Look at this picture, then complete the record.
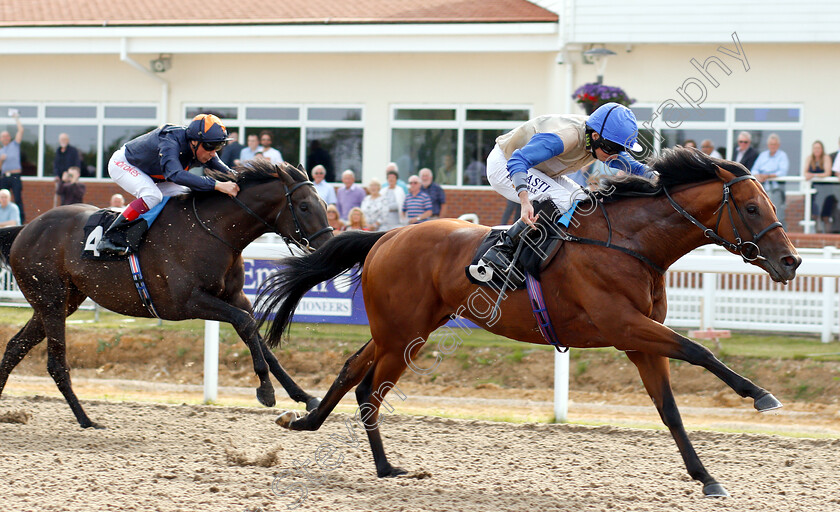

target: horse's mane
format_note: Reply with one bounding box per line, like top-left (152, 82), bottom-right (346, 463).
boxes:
top-left (596, 146), bottom-right (750, 201)
top-left (205, 159), bottom-right (308, 184)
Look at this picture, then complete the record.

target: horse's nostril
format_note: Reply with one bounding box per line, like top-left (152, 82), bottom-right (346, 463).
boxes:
top-left (782, 255), bottom-right (800, 268)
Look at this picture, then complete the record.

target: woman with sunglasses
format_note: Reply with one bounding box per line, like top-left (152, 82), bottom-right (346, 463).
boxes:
top-left (97, 113), bottom-right (240, 255)
top-left (481, 102), bottom-right (654, 269)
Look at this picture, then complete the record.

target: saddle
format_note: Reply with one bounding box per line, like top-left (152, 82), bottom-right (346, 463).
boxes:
top-left (465, 200), bottom-right (567, 290)
top-left (82, 197), bottom-right (170, 261)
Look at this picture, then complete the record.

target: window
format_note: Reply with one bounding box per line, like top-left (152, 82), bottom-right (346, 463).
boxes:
top-left (390, 105), bottom-right (530, 186)
top-left (185, 103), bottom-right (364, 182)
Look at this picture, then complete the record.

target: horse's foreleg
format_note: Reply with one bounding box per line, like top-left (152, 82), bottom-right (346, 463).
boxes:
top-left (615, 314), bottom-right (779, 411)
top-left (280, 340), bottom-right (375, 432)
top-left (625, 351), bottom-right (728, 497)
top-left (0, 316), bottom-right (46, 397)
top-left (259, 341), bottom-right (319, 411)
top-left (188, 291), bottom-right (274, 407)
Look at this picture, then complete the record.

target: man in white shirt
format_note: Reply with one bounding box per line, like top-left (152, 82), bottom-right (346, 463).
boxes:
top-left (700, 139), bottom-right (723, 159)
top-left (258, 131), bottom-right (283, 164)
top-left (752, 133), bottom-right (789, 226)
top-left (310, 165), bottom-right (336, 205)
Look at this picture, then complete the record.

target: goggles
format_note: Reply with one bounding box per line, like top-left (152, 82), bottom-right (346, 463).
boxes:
top-left (598, 138), bottom-right (626, 156)
top-left (201, 140), bottom-right (227, 152)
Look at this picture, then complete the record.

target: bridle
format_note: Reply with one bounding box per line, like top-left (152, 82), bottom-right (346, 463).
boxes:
top-left (663, 174), bottom-right (783, 263)
top-left (193, 180), bottom-right (333, 252)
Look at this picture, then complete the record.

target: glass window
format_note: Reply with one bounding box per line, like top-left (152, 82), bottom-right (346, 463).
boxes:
top-left (465, 109), bottom-right (529, 122)
top-left (1, 105), bottom-right (37, 118)
top-left (186, 106), bottom-right (238, 121)
top-left (44, 125), bottom-right (98, 178)
top-left (2, 123), bottom-right (40, 177)
top-left (395, 109), bottom-right (456, 121)
top-left (665, 107), bottom-right (726, 123)
top-left (305, 128), bottom-right (362, 182)
top-left (463, 129), bottom-right (506, 185)
top-left (105, 106), bottom-right (157, 119)
top-left (307, 108), bottom-right (362, 122)
top-left (245, 127), bottom-right (300, 166)
top-left (391, 129), bottom-right (457, 184)
top-left (45, 106), bottom-right (97, 118)
top-left (630, 107), bottom-right (654, 122)
top-left (245, 107), bottom-right (298, 121)
top-left (735, 108), bottom-right (800, 123)
top-left (103, 125), bottom-right (156, 172)
top-left (660, 129), bottom-right (728, 157)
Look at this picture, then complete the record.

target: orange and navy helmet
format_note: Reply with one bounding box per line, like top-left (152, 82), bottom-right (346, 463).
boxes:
top-left (186, 114), bottom-right (230, 143)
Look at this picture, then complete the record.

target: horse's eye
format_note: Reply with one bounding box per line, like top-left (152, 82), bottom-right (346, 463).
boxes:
top-left (299, 202), bottom-right (309, 212)
top-left (746, 205), bottom-right (758, 215)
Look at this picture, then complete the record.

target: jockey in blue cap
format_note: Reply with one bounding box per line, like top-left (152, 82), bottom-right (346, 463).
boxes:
top-left (96, 113), bottom-right (241, 256)
top-left (481, 102), bottom-right (656, 268)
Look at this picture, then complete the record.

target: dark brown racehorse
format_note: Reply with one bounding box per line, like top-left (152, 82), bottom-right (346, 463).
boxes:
top-left (0, 159), bottom-right (331, 428)
top-left (256, 148), bottom-right (801, 498)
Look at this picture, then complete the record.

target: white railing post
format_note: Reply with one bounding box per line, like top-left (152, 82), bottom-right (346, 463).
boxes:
top-left (701, 246), bottom-right (716, 329)
top-left (204, 320), bottom-right (220, 402)
top-left (821, 247), bottom-right (835, 343)
top-left (554, 348), bottom-right (569, 422)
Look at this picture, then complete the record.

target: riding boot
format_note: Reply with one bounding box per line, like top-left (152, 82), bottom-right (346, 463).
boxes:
top-left (480, 219), bottom-right (531, 270)
top-left (95, 215), bottom-right (136, 256)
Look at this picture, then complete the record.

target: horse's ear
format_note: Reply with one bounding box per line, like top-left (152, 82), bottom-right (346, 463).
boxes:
top-left (715, 165), bottom-right (738, 183)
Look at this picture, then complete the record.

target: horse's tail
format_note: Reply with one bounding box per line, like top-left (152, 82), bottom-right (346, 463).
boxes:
top-left (0, 226), bottom-right (24, 269)
top-left (256, 230), bottom-right (388, 348)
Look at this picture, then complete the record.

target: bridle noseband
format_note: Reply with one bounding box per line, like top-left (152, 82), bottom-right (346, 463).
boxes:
top-left (663, 174), bottom-right (783, 263)
top-left (193, 179), bottom-right (333, 252)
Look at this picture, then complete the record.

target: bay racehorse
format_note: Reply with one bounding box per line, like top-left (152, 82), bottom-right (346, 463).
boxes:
top-left (256, 148), bottom-right (801, 497)
top-left (0, 159), bottom-right (330, 428)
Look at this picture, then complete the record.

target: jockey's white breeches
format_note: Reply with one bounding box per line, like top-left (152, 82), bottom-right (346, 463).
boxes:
top-left (108, 147), bottom-right (190, 209)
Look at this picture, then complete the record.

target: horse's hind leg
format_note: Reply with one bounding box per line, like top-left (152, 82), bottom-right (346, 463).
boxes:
top-left (259, 339), bottom-right (320, 411)
top-left (626, 351), bottom-right (728, 498)
top-left (0, 316), bottom-right (46, 397)
top-left (278, 339), bottom-right (375, 431)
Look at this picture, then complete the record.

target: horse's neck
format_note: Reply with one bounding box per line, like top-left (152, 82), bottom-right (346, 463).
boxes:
top-left (191, 192), bottom-right (276, 250)
top-left (597, 183), bottom-right (723, 271)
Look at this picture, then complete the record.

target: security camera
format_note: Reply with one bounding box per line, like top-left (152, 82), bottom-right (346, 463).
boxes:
top-left (150, 55), bottom-right (172, 73)
top-left (555, 52), bottom-right (565, 65)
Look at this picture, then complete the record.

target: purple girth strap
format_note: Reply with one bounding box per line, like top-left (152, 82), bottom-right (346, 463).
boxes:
top-left (525, 274), bottom-right (568, 353)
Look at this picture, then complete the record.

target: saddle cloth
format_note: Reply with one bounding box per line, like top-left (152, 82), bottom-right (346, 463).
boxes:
top-left (465, 201), bottom-right (568, 290)
top-left (81, 197), bottom-right (170, 261)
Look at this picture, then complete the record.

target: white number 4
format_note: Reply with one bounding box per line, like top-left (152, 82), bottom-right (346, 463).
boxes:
top-left (84, 226), bottom-right (104, 257)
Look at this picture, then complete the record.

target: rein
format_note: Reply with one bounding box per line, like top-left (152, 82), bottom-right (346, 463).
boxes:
top-left (193, 180), bottom-right (333, 252)
top-left (663, 174), bottom-right (782, 263)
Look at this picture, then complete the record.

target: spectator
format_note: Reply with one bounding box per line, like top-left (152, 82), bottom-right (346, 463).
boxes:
top-left (335, 169), bottom-right (365, 220)
top-left (220, 130), bottom-right (243, 168)
top-left (829, 136), bottom-right (840, 168)
top-left (239, 134), bottom-right (261, 163)
top-left (0, 188), bottom-right (20, 227)
top-left (403, 175), bottom-right (432, 225)
top-left (110, 193), bottom-right (126, 209)
top-left (360, 179), bottom-right (388, 231)
top-left (381, 168), bottom-right (406, 230)
top-left (326, 204), bottom-right (345, 232)
top-left (386, 162), bottom-right (408, 194)
top-left (53, 132), bottom-right (82, 178)
top-left (56, 166), bottom-right (86, 205)
top-left (258, 131), bottom-right (283, 164)
top-left (310, 165), bottom-right (337, 205)
top-left (804, 140), bottom-right (836, 233)
top-left (732, 131), bottom-right (759, 170)
top-left (418, 168), bottom-right (446, 218)
top-left (306, 140), bottom-right (335, 182)
top-left (0, 111), bottom-right (25, 223)
top-left (682, 139), bottom-right (697, 149)
top-left (700, 139), bottom-right (722, 159)
top-left (752, 133), bottom-right (789, 189)
top-left (437, 154), bottom-right (457, 185)
top-left (343, 207), bottom-right (368, 232)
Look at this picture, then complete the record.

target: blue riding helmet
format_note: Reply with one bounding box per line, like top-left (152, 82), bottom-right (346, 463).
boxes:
top-left (185, 114), bottom-right (230, 143)
top-left (585, 103), bottom-right (642, 152)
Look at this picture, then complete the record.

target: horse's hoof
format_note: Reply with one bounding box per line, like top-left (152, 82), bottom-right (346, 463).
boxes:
top-left (305, 397), bottom-right (321, 412)
top-left (378, 465), bottom-right (408, 478)
top-left (275, 410), bottom-right (301, 429)
top-left (754, 393), bottom-right (782, 412)
top-left (703, 482), bottom-right (730, 498)
top-left (256, 384), bottom-right (276, 408)
top-left (82, 421), bottom-right (106, 430)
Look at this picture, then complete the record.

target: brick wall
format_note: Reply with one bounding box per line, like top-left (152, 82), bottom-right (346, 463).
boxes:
top-left (20, 179), bottom-right (132, 221)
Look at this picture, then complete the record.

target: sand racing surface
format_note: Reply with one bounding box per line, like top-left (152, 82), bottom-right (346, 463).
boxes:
top-left (1, 394), bottom-right (838, 512)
